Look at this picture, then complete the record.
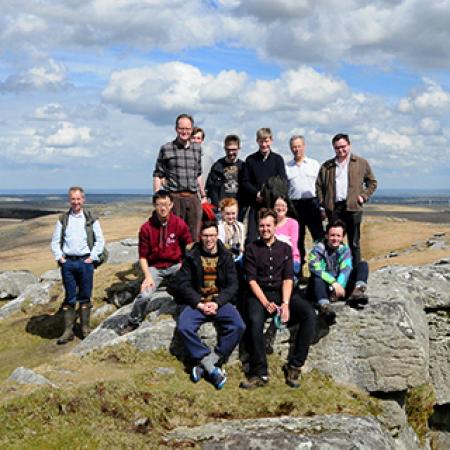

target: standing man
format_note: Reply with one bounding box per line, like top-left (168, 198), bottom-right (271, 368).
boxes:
top-left (286, 135), bottom-right (324, 281)
top-left (240, 209), bottom-right (317, 389)
top-left (316, 134), bottom-right (377, 264)
top-left (153, 114), bottom-right (207, 241)
top-left (205, 134), bottom-right (244, 208)
top-left (119, 190), bottom-right (192, 335)
top-left (240, 128), bottom-right (287, 243)
top-left (51, 186), bottom-right (105, 345)
top-left (170, 221), bottom-right (246, 390)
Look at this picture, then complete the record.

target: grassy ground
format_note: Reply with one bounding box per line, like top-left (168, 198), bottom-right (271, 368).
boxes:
top-left (0, 345), bottom-right (381, 449)
top-left (0, 203), bottom-right (447, 447)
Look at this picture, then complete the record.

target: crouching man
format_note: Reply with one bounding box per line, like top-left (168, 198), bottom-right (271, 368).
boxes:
top-left (119, 190), bottom-right (192, 335)
top-left (169, 221), bottom-right (245, 389)
top-left (51, 186), bottom-right (105, 344)
top-left (308, 220), bottom-right (369, 324)
top-left (240, 209), bottom-right (317, 389)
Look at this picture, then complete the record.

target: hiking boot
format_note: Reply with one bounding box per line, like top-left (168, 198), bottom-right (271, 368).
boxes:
top-left (283, 364), bottom-right (301, 388)
top-left (209, 367), bottom-right (227, 390)
top-left (347, 285), bottom-right (369, 307)
top-left (79, 303), bottom-right (91, 339)
top-left (118, 322), bottom-right (139, 336)
top-left (319, 303), bottom-right (336, 325)
top-left (239, 375), bottom-right (269, 390)
top-left (57, 305), bottom-right (76, 345)
top-left (191, 365), bottom-right (205, 383)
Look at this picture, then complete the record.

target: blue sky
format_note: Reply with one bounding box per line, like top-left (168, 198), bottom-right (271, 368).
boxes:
top-left (1, 0), bottom-right (449, 191)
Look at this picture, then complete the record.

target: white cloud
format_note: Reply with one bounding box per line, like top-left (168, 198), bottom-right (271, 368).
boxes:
top-left (0, 59), bottom-right (67, 92)
top-left (45, 122), bottom-right (92, 148)
top-left (398, 79), bottom-right (450, 114)
top-left (32, 103), bottom-right (67, 120)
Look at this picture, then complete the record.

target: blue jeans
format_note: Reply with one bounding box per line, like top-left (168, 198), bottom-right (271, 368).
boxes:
top-left (309, 261), bottom-right (369, 306)
top-left (177, 303), bottom-right (246, 363)
top-left (61, 257), bottom-right (94, 306)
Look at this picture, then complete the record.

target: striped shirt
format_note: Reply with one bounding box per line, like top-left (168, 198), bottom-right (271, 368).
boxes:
top-left (153, 139), bottom-right (202, 192)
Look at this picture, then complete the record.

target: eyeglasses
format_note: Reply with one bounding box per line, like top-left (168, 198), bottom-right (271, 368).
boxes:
top-left (334, 145), bottom-right (348, 150)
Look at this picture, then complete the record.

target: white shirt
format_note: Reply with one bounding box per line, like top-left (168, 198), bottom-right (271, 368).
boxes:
top-left (335, 157), bottom-right (349, 202)
top-left (51, 210), bottom-right (104, 261)
top-left (286, 157), bottom-right (321, 199)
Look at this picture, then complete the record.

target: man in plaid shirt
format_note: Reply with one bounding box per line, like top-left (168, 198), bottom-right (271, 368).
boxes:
top-left (153, 114), bottom-right (207, 240)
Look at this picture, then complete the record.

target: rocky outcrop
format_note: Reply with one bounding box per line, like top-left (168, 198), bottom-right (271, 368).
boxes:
top-left (164, 415), bottom-right (417, 449)
top-left (0, 280), bottom-right (54, 320)
top-left (0, 270), bottom-right (38, 299)
top-left (106, 239), bottom-right (138, 264)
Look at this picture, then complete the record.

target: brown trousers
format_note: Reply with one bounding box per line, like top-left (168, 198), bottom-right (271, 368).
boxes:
top-left (172, 193), bottom-right (201, 241)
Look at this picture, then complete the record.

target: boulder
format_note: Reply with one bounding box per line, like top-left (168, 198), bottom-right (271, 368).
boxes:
top-left (0, 281), bottom-right (55, 320)
top-left (40, 269), bottom-right (61, 282)
top-left (0, 270), bottom-right (38, 299)
top-left (106, 241), bottom-right (138, 264)
top-left (304, 294), bottom-right (430, 393)
top-left (9, 367), bottom-right (54, 386)
top-left (164, 415), bottom-right (405, 449)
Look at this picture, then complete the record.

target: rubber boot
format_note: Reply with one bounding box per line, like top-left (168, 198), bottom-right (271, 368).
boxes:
top-left (79, 303), bottom-right (91, 339)
top-left (57, 305), bottom-right (76, 345)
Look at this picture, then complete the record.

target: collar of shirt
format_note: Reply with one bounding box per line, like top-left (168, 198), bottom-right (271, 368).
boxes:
top-left (70, 209), bottom-right (84, 218)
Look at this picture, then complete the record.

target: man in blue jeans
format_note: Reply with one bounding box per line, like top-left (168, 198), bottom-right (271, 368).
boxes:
top-left (308, 219), bottom-right (369, 325)
top-left (169, 220), bottom-right (245, 390)
top-left (51, 186), bottom-right (104, 344)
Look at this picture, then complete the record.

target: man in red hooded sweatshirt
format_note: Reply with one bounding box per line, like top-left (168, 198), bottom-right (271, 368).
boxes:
top-left (119, 190), bottom-right (192, 334)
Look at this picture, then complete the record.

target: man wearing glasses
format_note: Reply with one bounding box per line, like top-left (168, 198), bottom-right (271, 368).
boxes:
top-left (153, 114), bottom-right (207, 240)
top-left (316, 134), bottom-right (377, 264)
top-left (170, 221), bottom-right (245, 389)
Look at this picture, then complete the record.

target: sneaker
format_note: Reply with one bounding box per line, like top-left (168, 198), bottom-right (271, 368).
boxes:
top-left (191, 365), bottom-right (205, 383)
top-left (209, 367), bottom-right (227, 390)
top-left (319, 304), bottom-right (336, 325)
top-left (118, 322), bottom-right (139, 336)
top-left (283, 364), bottom-right (301, 388)
top-left (239, 375), bottom-right (269, 390)
top-left (347, 285), bottom-right (369, 307)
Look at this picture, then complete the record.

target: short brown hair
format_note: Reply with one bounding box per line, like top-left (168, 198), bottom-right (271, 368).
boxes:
top-left (192, 127), bottom-right (205, 140)
top-left (258, 208), bottom-right (277, 224)
top-left (175, 113), bottom-right (194, 128)
top-left (224, 134), bottom-right (240, 148)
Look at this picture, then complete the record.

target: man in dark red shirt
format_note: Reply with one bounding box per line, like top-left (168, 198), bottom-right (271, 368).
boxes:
top-left (119, 190), bottom-right (192, 334)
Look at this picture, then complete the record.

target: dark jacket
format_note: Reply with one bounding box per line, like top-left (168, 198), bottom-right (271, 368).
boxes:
top-left (240, 150), bottom-right (287, 207)
top-left (169, 240), bottom-right (239, 309)
top-left (205, 157), bottom-right (244, 206)
top-left (316, 153), bottom-right (377, 212)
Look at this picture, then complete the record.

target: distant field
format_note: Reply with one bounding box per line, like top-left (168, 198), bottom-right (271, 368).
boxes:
top-left (0, 202), bottom-right (448, 275)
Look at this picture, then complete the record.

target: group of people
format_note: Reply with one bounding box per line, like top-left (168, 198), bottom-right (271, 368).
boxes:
top-left (51, 113), bottom-right (377, 391)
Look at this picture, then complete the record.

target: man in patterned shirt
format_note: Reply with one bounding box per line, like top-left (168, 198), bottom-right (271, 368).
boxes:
top-left (153, 114), bottom-right (207, 240)
top-left (308, 220), bottom-right (369, 324)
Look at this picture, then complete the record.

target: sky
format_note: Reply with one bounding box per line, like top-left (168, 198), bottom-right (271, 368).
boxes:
top-left (1, 0), bottom-right (450, 192)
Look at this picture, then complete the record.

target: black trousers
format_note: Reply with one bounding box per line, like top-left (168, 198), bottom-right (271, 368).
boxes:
top-left (328, 202), bottom-right (362, 264)
top-left (292, 198), bottom-right (324, 266)
top-left (245, 290), bottom-right (317, 377)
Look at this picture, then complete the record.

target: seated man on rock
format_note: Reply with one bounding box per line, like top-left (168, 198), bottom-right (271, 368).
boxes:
top-left (307, 220), bottom-right (369, 324)
top-left (240, 208), bottom-right (317, 389)
top-left (119, 190), bottom-right (192, 335)
top-left (169, 220), bottom-right (245, 390)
